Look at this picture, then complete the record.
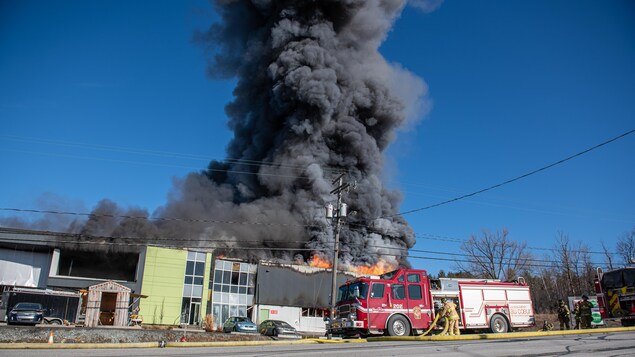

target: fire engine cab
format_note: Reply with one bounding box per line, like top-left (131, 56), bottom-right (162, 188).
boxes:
top-left (594, 266), bottom-right (635, 327)
top-left (326, 268), bottom-right (535, 337)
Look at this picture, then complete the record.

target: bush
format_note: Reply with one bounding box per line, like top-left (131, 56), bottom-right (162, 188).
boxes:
top-left (203, 314), bottom-right (217, 332)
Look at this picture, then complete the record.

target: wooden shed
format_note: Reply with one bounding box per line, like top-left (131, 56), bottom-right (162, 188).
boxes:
top-left (84, 280), bottom-right (131, 327)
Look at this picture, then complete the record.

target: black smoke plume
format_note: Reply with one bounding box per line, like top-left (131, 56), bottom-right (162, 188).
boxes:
top-left (4, 0), bottom-right (428, 269)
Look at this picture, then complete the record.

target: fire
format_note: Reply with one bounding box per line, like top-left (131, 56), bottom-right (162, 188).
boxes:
top-left (308, 255), bottom-right (396, 275)
top-left (309, 255), bottom-right (332, 269)
top-left (350, 259), bottom-right (396, 276)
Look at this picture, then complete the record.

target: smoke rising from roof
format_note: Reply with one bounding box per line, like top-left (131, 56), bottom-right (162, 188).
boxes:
top-left (3, 0), bottom-right (428, 268)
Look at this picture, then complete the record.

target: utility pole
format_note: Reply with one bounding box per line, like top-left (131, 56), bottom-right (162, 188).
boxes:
top-left (326, 174), bottom-right (349, 339)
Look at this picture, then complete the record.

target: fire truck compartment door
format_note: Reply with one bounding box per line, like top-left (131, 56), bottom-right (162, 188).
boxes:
top-left (368, 282), bottom-right (387, 329)
top-left (406, 282), bottom-right (429, 327)
top-left (507, 288), bottom-right (533, 325)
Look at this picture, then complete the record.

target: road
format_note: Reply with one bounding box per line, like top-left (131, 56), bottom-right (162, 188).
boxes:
top-left (1, 332), bottom-right (635, 357)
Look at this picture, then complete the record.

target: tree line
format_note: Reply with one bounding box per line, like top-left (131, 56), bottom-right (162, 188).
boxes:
top-left (434, 227), bottom-right (635, 314)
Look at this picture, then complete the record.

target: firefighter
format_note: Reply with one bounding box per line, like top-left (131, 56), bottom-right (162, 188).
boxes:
top-left (572, 302), bottom-right (581, 329)
top-left (556, 299), bottom-right (570, 330)
top-left (579, 295), bottom-right (594, 329)
top-left (440, 298), bottom-right (460, 336)
top-left (541, 320), bottom-right (554, 331)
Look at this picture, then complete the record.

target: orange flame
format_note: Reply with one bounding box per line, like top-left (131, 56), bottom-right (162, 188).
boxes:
top-left (350, 259), bottom-right (396, 276)
top-left (309, 255), bottom-right (332, 269)
top-left (308, 255), bottom-right (396, 276)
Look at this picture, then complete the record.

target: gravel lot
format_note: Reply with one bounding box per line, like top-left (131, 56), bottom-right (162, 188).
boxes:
top-left (0, 325), bottom-right (273, 344)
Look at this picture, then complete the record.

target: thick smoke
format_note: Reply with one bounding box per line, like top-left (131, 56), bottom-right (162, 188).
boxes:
top-left (167, 0), bottom-right (423, 267)
top-left (4, 0), bottom-right (428, 268)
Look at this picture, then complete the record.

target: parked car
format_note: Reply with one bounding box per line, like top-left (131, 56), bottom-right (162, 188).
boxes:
top-left (258, 319), bottom-right (300, 338)
top-left (7, 302), bottom-right (44, 326)
top-left (223, 316), bottom-right (258, 333)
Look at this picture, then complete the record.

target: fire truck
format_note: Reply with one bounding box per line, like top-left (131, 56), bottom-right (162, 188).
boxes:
top-left (326, 268), bottom-right (535, 337)
top-left (594, 266), bottom-right (635, 327)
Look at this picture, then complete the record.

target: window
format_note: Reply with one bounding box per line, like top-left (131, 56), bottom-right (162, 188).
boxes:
top-left (392, 284), bottom-right (405, 300)
top-left (182, 251), bottom-right (207, 325)
top-left (184, 252), bottom-right (206, 297)
top-left (371, 283), bottom-right (385, 298)
top-left (407, 274), bottom-right (421, 283)
top-left (408, 284), bottom-right (422, 300)
top-left (337, 282), bottom-right (368, 302)
top-left (302, 308), bottom-right (325, 317)
top-left (209, 260), bottom-right (257, 329)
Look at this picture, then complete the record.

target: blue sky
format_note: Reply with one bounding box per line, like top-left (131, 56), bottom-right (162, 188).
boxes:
top-left (1, 0), bottom-right (634, 275)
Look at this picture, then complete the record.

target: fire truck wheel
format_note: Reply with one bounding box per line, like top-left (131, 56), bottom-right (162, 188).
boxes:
top-left (489, 314), bottom-right (509, 333)
top-left (387, 315), bottom-right (411, 336)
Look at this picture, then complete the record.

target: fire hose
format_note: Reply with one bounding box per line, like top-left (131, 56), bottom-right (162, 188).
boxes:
top-left (420, 313), bottom-right (441, 336)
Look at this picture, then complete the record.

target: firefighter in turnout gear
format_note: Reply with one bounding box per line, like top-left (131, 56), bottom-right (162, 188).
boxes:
top-left (557, 299), bottom-right (570, 330)
top-left (541, 320), bottom-right (554, 331)
top-left (440, 298), bottom-right (460, 336)
top-left (572, 302), bottom-right (581, 329)
top-left (579, 295), bottom-right (594, 329)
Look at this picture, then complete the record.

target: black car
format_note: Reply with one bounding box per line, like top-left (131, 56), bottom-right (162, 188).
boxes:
top-left (258, 319), bottom-right (300, 338)
top-left (7, 302), bottom-right (44, 326)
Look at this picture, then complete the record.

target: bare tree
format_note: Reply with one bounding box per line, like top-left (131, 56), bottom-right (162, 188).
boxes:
top-left (616, 227), bottom-right (635, 266)
top-left (457, 228), bottom-right (532, 281)
top-left (579, 245), bottom-right (596, 295)
top-left (601, 241), bottom-right (615, 271)
top-left (553, 232), bottom-right (578, 296)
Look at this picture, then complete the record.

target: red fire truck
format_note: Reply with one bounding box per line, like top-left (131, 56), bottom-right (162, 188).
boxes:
top-left (326, 268), bottom-right (535, 337)
top-left (594, 266), bottom-right (635, 327)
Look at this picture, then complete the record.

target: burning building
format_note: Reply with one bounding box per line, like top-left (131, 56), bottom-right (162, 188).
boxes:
top-left (0, 227), bottom-right (369, 333)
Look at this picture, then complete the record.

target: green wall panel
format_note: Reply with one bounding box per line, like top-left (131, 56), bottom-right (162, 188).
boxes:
top-left (139, 246), bottom-right (186, 325)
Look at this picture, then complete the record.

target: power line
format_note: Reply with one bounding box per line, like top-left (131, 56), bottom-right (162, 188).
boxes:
top-left (0, 235), bottom-right (600, 270)
top-left (2, 148), bottom-right (321, 181)
top-left (0, 227), bottom-right (611, 268)
top-left (0, 207), bottom-right (318, 228)
top-left (415, 233), bottom-right (616, 256)
top-left (0, 207), bottom-right (622, 257)
top-left (1, 135), bottom-right (345, 177)
top-left (388, 128), bottom-right (635, 217)
top-left (3, 130), bottom-right (633, 247)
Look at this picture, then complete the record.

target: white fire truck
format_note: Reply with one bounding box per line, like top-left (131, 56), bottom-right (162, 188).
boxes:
top-left (326, 268), bottom-right (535, 337)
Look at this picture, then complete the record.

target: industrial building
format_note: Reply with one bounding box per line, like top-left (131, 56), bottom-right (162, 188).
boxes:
top-left (0, 227), bottom-right (357, 334)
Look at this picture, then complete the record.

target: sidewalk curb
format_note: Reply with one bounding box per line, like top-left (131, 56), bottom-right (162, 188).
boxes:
top-left (368, 326), bottom-right (635, 342)
top-left (0, 339), bottom-right (318, 349)
top-left (0, 342), bottom-right (160, 349)
top-left (2, 327), bottom-right (634, 349)
top-left (310, 338), bottom-right (367, 344)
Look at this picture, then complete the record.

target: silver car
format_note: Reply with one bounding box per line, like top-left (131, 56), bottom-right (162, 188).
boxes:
top-left (223, 316), bottom-right (258, 333)
top-left (258, 319), bottom-right (300, 338)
